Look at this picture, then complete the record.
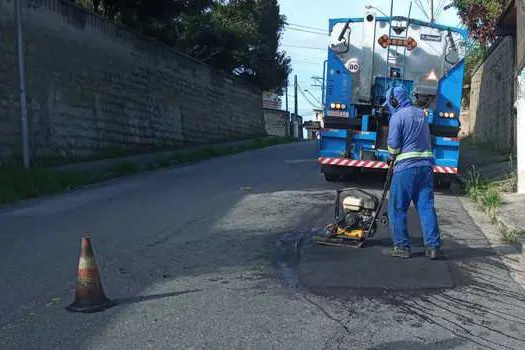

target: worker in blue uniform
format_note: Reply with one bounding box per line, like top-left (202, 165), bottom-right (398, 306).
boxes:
top-left (382, 86), bottom-right (442, 259)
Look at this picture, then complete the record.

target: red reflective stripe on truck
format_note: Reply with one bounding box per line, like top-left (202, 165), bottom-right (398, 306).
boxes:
top-left (318, 158), bottom-right (388, 169)
top-left (318, 157), bottom-right (457, 174)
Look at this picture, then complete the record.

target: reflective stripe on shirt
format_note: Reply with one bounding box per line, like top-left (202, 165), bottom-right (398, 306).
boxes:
top-left (388, 146), bottom-right (400, 155)
top-left (395, 150), bottom-right (434, 162)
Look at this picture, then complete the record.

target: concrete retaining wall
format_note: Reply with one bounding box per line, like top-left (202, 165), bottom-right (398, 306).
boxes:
top-left (467, 36), bottom-right (516, 154)
top-left (263, 108), bottom-right (289, 137)
top-left (0, 0), bottom-right (264, 165)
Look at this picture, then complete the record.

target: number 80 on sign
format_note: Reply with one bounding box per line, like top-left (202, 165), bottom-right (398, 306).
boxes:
top-left (346, 60), bottom-right (360, 73)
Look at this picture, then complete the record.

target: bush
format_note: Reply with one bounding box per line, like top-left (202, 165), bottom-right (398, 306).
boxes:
top-left (465, 165), bottom-right (502, 222)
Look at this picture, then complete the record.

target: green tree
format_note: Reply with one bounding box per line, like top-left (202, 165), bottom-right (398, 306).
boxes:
top-left (236, 0), bottom-right (292, 93)
top-left (452, 0), bottom-right (506, 101)
top-left (76, 0), bottom-right (291, 93)
top-left (176, 1), bottom-right (259, 70)
top-left (453, 0), bottom-right (506, 45)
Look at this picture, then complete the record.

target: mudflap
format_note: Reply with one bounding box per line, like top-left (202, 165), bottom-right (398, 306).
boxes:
top-left (434, 173), bottom-right (455, 190)
top-left (321, 164), bottom-right (360, 182)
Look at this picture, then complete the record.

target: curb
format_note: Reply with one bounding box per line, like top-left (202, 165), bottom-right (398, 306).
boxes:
top-left (458, 197), bottom-right (525, 291)
top-left (454, 174), bottom-right (525, 256)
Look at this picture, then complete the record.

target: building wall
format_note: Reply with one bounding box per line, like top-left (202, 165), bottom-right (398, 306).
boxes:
top-left (263, 108), bottom-right (289, 137)
top-left (467, 36), bottom-right (516, 154)
top-left (518, 0), bottom-right (525, 71)
top-left (0, 0), bottom-right (264, 165)
top-left (291, 114), bottom-right (303, 140)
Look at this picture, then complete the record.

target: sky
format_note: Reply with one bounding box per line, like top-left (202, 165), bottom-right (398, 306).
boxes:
top-left (278, 0), bottom-right (465, 121)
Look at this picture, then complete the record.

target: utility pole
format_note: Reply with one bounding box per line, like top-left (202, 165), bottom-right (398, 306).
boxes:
top-left (15, 0), bottom-right (30, 169)
top-left (429, 0), bottom-right (434, 22)
top-left (292, 74), bottom-right (298, 139)
top-left (517, 70), bottom-right (525, 194)
top-left (285, 81), bottom-right (289, 112)
top-left (294, 74), bottom-right (298, 117)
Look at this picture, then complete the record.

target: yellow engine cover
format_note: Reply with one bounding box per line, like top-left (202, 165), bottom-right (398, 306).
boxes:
top-left (337, 227), bottom-right (366, 239)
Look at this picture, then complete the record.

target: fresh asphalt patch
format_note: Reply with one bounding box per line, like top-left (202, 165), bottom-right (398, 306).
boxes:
top-left (273, 207), bottom-right (455, 299)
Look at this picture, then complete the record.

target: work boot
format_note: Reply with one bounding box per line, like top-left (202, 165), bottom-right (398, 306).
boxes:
top-left (425, 247), bottom-right (443, 260)
top-left (389, 246), bottom-right (411, 258)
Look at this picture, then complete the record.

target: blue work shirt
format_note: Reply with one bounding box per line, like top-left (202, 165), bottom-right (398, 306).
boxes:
top-left (384, 87), bottom-right (434, 173)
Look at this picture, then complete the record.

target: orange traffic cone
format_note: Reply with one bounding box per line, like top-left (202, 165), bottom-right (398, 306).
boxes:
top-left (66, 235), bottom-right (115, 313)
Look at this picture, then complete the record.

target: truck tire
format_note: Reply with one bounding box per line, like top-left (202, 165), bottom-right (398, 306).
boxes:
top-left (324, 173), bottom-right (340, 182)
top-left (435, 178), bottom-right (453, 190)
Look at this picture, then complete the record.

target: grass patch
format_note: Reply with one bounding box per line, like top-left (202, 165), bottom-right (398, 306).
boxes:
top-left (0, 168), bottom-right (95, 205)
top-left (500, 228), bottom-right (525, 244)
top-left (489, 155), bottom-right (517, 193)
top-left (105, 161), bottom-right (142, 177)
top-left (464, 164), bottom-right (525, 243)
top-left (0, 136), bottom-right (295, 206)
top-left (465, 165), bottom-right (502, 223)
top-left (168, 136), bottom-right (294, 164)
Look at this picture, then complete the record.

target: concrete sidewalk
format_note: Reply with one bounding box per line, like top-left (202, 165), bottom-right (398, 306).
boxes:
top-left (457, 141), bottom-right (525, 253)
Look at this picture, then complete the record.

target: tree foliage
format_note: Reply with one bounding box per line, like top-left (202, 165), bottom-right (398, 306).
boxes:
top-left (453, 0), bottom-right (506, 45)
top-left (77, 0), bottom-right (291, 93)
top-left (452, 0), bottom-right (506, 87)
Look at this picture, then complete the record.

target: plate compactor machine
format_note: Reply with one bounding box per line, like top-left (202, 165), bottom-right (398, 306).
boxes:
top-left (313, 165), bottom-right (393, 248)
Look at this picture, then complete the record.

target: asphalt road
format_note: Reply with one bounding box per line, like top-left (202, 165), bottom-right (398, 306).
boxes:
top-left (1, 141), bottom-right (525, 350)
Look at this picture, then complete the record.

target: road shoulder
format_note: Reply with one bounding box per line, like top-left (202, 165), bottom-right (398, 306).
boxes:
top-left (458, 195), bottom-right (525, 291)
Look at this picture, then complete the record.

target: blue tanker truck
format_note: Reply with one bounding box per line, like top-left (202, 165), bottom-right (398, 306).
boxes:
top-left (317, 4), bottom-right (467, 187)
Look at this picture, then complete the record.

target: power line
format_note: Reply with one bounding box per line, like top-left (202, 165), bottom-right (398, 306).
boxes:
top-left (297, 82), bottom-right (322, 109)
top-left (304, 90), bottom-right (322, 106)
top-left (286, 22), bottom-right (327, 32)
top-left (291, 60), bottom-right (323, 66)
top-left (414, 0), bottom-right (430, 20)
top-left (290, 90), bottom-right (318, 108)
top-left (434, 0), bottom-right (444, 20)
top-left (282, 44), bottom-right (326, 51)
top-left (435, 0), bottom-right (447, 20)
top-left (285, 27), bottom-right (327, 36)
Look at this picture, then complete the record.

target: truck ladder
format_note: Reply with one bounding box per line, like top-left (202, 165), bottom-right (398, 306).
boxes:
top-left (385, 2), bottom-right (413, 86)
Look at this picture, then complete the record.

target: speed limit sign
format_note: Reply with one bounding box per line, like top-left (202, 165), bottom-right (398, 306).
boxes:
top-left (346, 60), bottom-right (360, 73)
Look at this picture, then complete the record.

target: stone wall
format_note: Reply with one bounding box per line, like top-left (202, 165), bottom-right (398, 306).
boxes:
top-left (263, 108), bottom-right (289, 137)
top-left (0, 0), bottom-right (264, 165)
top-left (467, 36), bottom-right (517, 154)
top-left (458, 108), bottom-right (471, 138)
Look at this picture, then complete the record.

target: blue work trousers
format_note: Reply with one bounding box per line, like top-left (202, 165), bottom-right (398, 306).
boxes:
top-left (387, 165), bottom-right (440, 250)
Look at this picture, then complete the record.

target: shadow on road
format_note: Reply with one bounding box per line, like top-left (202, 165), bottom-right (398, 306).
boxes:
top-left (273, 222), bottom-right (525, 349)
top-left (1, 143), bottom-right (524, 350)
top-left (271, 168), bottom-right (525, 349)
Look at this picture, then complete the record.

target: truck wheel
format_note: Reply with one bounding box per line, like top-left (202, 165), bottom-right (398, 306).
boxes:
top-left (435, 178), bottom-right (452, 190)
top-left (324, 173), bottom-right (340, 182)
